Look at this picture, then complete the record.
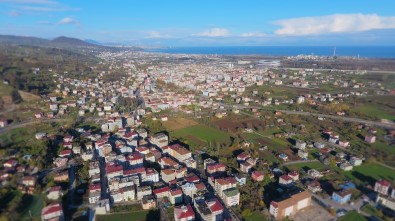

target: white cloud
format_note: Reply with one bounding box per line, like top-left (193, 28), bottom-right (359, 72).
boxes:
top-left (8, 10), bottom-right (21, 17)
top-left (274, 13), bottom-right (395, 36)
top-left (241, 32), bottom-right (267, 37)
top-left (0, 0), bottom-right (56, 4)
top-left (59, 17), bottom-right (79, 25)
top-left (194, 28), bottom-right (230, 37)
top-left (144, 31), bottom-right (172, 39)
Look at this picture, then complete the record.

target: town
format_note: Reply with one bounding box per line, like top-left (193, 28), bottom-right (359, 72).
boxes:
top-left (1, 47), bottom-right (395, 221)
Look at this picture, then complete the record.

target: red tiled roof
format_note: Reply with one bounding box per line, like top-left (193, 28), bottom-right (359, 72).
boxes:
top-left (174, 204), bottom-right (195, 219)
top-left (377, 180), bottom-right (391, 187)
top-left (42, 203), bottom-right (62, 216)
top-left (208, 198), bottom-right (224, 213)
top-left (153, 186), bottom-right (170, 195)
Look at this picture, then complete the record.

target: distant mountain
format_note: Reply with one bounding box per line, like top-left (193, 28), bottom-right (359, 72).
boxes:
top-left (51, 36), bottom-right (94, 47)
top-left (0, 35), bottom-right (49, 46)
top-left (84, 39), bottom-right (103, 45)
top-left (0, 35), bottom-right (143, 52)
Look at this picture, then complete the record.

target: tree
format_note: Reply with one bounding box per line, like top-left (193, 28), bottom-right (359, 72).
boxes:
top-left (11, 89), bottom-right (22, 104)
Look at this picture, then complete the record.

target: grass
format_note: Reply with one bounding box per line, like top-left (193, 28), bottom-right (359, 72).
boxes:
top-left (19, 195), bottom-right (43, 221)
top-left (285, 161), bottom-right (326, 172)
top-left (344, 163), bottom-right (395, 185)
top-left (339, 211), bottom-right (368, 221)
top-left (96, 210), bottom-right (159, 221)
top-left (162, 118), bottom-right (198, 131)
top-left (172, 124), bottom-right (231, 144)
top-left (352, 104), bottom-right (395, 121)
top-left (243, 212), bottom-right (268, 221)
top-left (361, 204), bottom-right (382, 217)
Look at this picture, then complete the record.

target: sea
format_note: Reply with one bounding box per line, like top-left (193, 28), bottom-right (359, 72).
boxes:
top-left (146, 46), bottom-right (395, 58)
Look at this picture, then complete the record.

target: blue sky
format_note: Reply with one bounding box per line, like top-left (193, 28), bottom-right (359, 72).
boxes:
top-left (0, 0), bottom-right (395, 46)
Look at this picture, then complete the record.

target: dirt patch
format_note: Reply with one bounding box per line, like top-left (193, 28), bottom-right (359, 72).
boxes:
top-left (163, 118), bottom-right (198, 131)
top-left (18, 90), bottom-right (40, 101)
top-left (281, 149), bottom-right (299, 161)
top-left (213, 118), bottom-right (265, 132)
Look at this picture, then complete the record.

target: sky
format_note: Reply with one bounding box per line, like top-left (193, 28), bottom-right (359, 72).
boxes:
top-left (0, 0), bottom-right (395, 46)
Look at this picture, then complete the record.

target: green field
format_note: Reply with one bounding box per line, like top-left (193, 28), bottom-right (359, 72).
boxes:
top-left (243, 212), bottom-right (268, 221)
top-left (285, 161), bottom-right (326, 172)
top-left (352, 104), bottom-right (395, 121)
top-left (96, 210), bottom-right (159, 221)
top-left (344, 163), bottom-right (395, 185)
top-left (172, 124), bottom-right (231, 145)
top-left (19, 195), bottom-right (44, 220)
top-left (339, 211), bottom-right (367, 221)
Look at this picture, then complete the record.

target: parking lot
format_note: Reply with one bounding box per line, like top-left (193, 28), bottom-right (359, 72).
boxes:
top-left (294, 201), bottom-right (336, 221)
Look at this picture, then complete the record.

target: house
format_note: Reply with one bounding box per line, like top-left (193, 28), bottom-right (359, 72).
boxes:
top-left (278, 153), bottom-right (288, 161)
top-left (214, 177), bottom-right (237, 197)
top-left (269, 191), bottom-right (311, 220)
top-left (307, 169), bottom-right (323, 178)
top-left (240, 161), bottom-right (252, 173)
top-left (181, 182), bottom-right (197, 202)
top-left (161, 169), bottom-right (176, 183)
top-left (169, 188), bottom-right (183, 205)
top-left (349, 157), bottom-right (363, 166)
top-left (222, 188), bottom-right (240, 206)
top-left (288, 171), bottom-right (299, 181)
top-left (41, 203), bottom-right (64, 221)
top-left (251, 171), bottom-right (264, 182)
top-left (279, 175), bottom-right (293, 187)
top-left (339, 162), bottom-right (353, 171)
top-left (332, 190), bottom-right (352, 204)
top-left (137, 186), bottom-right (153, 200)
top-left (298, 150), bottom-right (308, 159)
top-left (47, 186), bottom-right (62, 200)
top-left (365, 135), bottom-right (376, 143)
top-left (307, 180), bottom-right (322, 193)
top-left (153, 186), bottom-right (170, 199)
top-left (174, 204), bottom-right (195, 221)
top-left (194, 196), bottom-right (224, 221)
top-left (374, 180), bottom-right (391, 196)
top-left (206, 163), bottom-right (226, 176)
top-left (234, 174), bottom-right (247, 186)
top-left (376, 195), bottom-right (395, 214)
top-left (295, 140), bottom-right (306, 150)
top-left (22, 176), bottom-right (37, 187)
top-left (3, 159), bottom-right (17, 168)
top-left (54, 171), bottom-right (69, 182)
top-left (142, 195), bottom-right (157, 210)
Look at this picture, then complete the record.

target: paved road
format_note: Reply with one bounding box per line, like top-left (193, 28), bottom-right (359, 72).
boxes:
top-left (0, 118), bottom-right (68, 134)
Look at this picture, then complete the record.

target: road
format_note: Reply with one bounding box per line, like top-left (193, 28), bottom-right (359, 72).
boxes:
top-left (0, 118), bottom-right (68, 134)
top-left (216, 100), bottom-right (395, 129)
top-left (157, 199), bottom-right (170, 221)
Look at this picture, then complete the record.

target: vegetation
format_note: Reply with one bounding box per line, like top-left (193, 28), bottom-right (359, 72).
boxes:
top-left (338, 211), bottom-right (367, 221)
top-left (96, 210), bottom-right (160, 221)
top-left (343, 163), bottom-right (395, 185)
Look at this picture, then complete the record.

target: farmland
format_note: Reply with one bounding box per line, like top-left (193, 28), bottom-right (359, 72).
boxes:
top-left (344, 163), bottom-right (395, 185)
top-left (162, 117), bottom-right (198, 131)
top-left (213, 117), bottom-right (266, 132)
top-left (172, 124), bottom-right (232, 147)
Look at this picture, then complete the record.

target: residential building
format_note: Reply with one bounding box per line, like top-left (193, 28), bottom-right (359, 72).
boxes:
top-left (374, 180), bottom-right (391, 196)
top-left (41, 203), bottom-right (64, 221)
top-left (174, 204), bottom-right (195, 221)
top-left (269, 191), bottom-right (311, 220)
top-left (222, 188), bottom-right (240, 206)
top-left (332, 190), bottom-right (352, 204)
